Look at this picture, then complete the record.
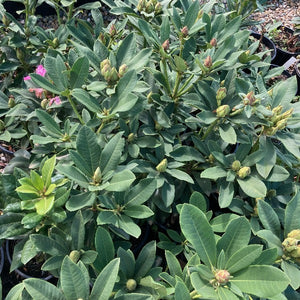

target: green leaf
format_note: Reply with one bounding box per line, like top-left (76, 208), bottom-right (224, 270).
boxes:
top-left (44, 55), bottom-right (68, 92)
top-left (281, 260), bottom-right (300, 290)
top-left (237, 176), bottom-right (267, 198)
top-left (110, 93), bottom-right (138, 114)
top-left (169, 146), bottom-right (204, 162)
top-left (106, 170), bottom-right (135, 192)
top-left (180, 204), bottom-right (216, 267)
top-left (160, 16), bottom-right (170, 43)
top-left (125, 178), bottom-right (156, 207)
top-left (216, 287), bottom-right (240, 300)
top-left (266, 165), bottom-right (290, 182)
top-left (72, 88), bottom-right (101, 113)
top-left (175, 280), bottom-right (190, 300)
top-left (71, 211), bottom-right (85, 250)
top-left (218, 181), bottom-right (234, 208)
top-left (219, 123), bottom-right (237, 144)
top-left (94, 227), bottom-right (115, 272)
top-left (115, 69), bottom-right (137, 100)
top-left (36, 109), bottom-right (62, 138)
top-left (61, 256), bottom-right (90, 300)
top-left (165, 250), bottom-right (182, 278)
top-left (123, 205), bottom-right (154, 219)
top-left (183, 0), bottom-right (200, 29)
top-left (30, 73), bottom-right (61, 94)
top-left (30, 234), bottom-right (67, 256)
top-left (231, 265), bottom-right (289, 298)
top-left (56, 164), bottom-right (90, 188)
top-left (256, 137), bottom-right (276, 179)
top-left (35, 195), bottom-right (55, 215)
top-left (118, 214), bottom-right (141, 238)
top-left (200, 166), bottom-right (227, 180)
top-left (42, 155), bottom-right (56, 189)
top-left (284, 191), bottom-right (300, 237)
top-left (116, 33), bottom-right (136, 66)
top-left (30, 171), bottom-right (44, 191)
top-left (66, 191), bottom-right (96, 211)
top-left (210, 213), bottom-right (239, 232)
top-left (225, 245), bottom-right (262, 274)
top-left (76, 126), bottom-right (101, 174)
top-left (166, 169), bottom-right (194, 184)
top-left (127, 48), bottom-right (152, 72)
top-left (21, 239), bottom-right (39, 264)
top-left (100, 132), bottom-right (124, 174)
top-left (217, 217), bottom-right (251, 259)
top-left (135, 241), bottom-right (156, 280)
top-left (90, 258), bottom-right (120, 300)
top-left (24, 278), bottom-right (64, 300)
top-left (276, 132), bottom-right (300, 159)
top-left (70, 56), bottom-right (89, 89)
top-left (256, 229), bottom-right (283, 256)
top-left (189, 191), bottom-right (207, 212)
top-left (257, 200), bottom-right (281, 236)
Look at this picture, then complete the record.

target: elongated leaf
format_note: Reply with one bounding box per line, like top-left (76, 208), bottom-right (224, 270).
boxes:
top-left (70, 56), bottom-right (89, 89)
top-left (284, 191), bottom-right (300, 236)
top-left (217, 287), bottom-right (240, 300)
top-left (118, 214), bottom-right (141, 238)
top-left (94, 227), bottom-right (115, 272)
top-left (56, 164), bottom-right (90, 188)
top-left (135, 241), bottom-right (156, 280)
top-left (61, 256), bottom-right (90, 300)
top-left (71, 211), bottom-right (85, 250)
top-left (175, 281), bottom-right (190, 300)
top-left (125, 178), bottom-right (156, 207)
top-left (225, 245), bottom-right (262, 274)
top-left (35, 195), bottom-right (55, 215)
top-left (100, 132), bottom-right (124, 174)
top-left (116, 33), bottom-right (136, 66)
top-left (110, 93), bottom-right (138, 114)
top-left (231, 265), bottom-right (289, 298)
top-left (256, 229), bottom-right (283, 256)
top-left (30, 73), bottom-right (61, 94)
top-left (123, 205), bottom-right (154, 219)
top-left (72, 88), bottom-right (101, 112)
top-left (90, 258), bottom-right (120, 300)
top-left (281, 260), bottom-right (300, 290)
top-left (200, 166), bottom-right (227, 180)
top-left (30, 234), bottom-right (67, 256)
top-left (166, 169), bottom-right (194, 184)
top-left (237, 176), bottom-right (267, 198)
top-left (217, 217), bottom-right (251, 259)
top-left (128, 48), bottom-right (152, 72)
top-left (180, 204), bottom-right (216, 267)
top-left (66, 191), bottom-right (96, 211)
top-left (219, 124), bottom-right (237, 144)
top-left (218, 181), bottom-right (234, 208)
top-left (257, 200), bottom-right (281, 236)
top-left (44, 55), bottom-right (68, 91)
top-left (76, 126), bottom-right (101, 174)
top-left (42, 155), bottom-right (56, 189)
top-left (36, 109), bottom-right (62, 138)
top-left (24, 278), bottom-right (64, 300)
top-left (106, 170), bottom-right (135, 192)
top-left (165, 250), bottom-right (182, 278)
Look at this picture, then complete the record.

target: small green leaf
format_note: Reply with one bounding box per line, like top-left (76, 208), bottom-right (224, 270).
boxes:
top-left (42, 155), bottom-right (56, 189)
top-left (123, 205), bottom-right (154, 219)
top-left (106, 170), bottom-right (135, 192)
top-left (35, 195), bottom-right (55, 215)
top-left (237, 176), bottom-right (267, 198)
top-left (70, 56), bottom-right (89, 89)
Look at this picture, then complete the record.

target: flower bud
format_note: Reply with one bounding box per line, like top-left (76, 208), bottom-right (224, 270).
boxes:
top-left (181, 26), bottom-right (189, 37)
top-left (156, 158), bottom-right (167, 172)
top-left (0, 120), bottom-right (5, 131)
top-left (118, 64), bottom-right (128, 77)
top-left (154, 2), bottom-right (162, 14)
top-left (244, 91), bottom-right (256, 106)
top-left (162, 39), bottom-right (169, 51)
top-left (276, 119), bottom-right (287, 130)
top-left (102, 64), bottom-right (111, 80)
top-left (126, 279), bottom-right (137, 292)
top-left (282, 237), bottom-right (298, 253)
top-left (41, 99), bottom-right (49, 109)
top-left (8, 96), bottom-right (15, 108)
top-left (100, 58), bottom-right (111, 70)
top-left (196, 9), bottom-right (203, 20)
top-left (155, 121), bottom-right (163, 131)
top-left (98, 33), bottom-right (106, 44)
top-left (93, 167), bottom-right (102, 184)
top-left (281, 108), bottom-right (293, 119)
top-left (215, 270), bottom-right (230, 284)
top-left (147, 91), bottom-right (153, 103)
top-left (266, 189), bottom-right (276, 198)
top-left (137, 0), bottom-right (146, 11)
top-left (128, 133), bottom-right (135, 142)
top-left (204, 56), bottom-right (212, 68)
top-left (208, 154), bottom-right (214, 164)
top-left (291, 246), bottom-right (300, 258)
top-left (288, 230), bottom-right (300, 240)
top-left (16, 48), bottom-right (25, 62)
top-left (272, 105), bottom-right (283, 116)
top-left (237, 166), bottom-right (251, 179)
top-left (69, 250), bottom-right (81, 263)
top-left (210, 38), bottom-right (217, 47)
top-left (109, 67), bottom-right (119, 83)
top-left (231, 160), bottom-right (241, 172)
top-left (216, 87), bottom-right (227, 105)
top-left (2, 14), bottom-right (10, 27)
top-left (109, 24), bottom-right (117, 36)
top-left (52, 37), bottom-right (59, 48)
top-left (216, 104), bottom-right (230, 118)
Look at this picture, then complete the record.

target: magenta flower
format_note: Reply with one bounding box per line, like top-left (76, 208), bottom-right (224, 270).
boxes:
top-left (28, 88), bottom-right (44, 99)
top-left (23, 75), bottom-right (31, 81)
top-left (49, 96), bottom-right (61, 106)
top-left (35, 65), bottom-right (46, 77)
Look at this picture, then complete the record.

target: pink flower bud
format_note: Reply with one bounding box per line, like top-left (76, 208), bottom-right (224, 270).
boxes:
top-left (162, 39), bottom-right (169, 51)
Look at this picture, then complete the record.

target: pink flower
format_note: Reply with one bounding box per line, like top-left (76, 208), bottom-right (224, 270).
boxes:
top-left (23, 75), bottom-right (31, 81)
top-left (49, 96), bottom-right (61, 106)
top-left (29, 88), bottom-right (44, 99)
top-left (35, 65), bottom-right (46, 77)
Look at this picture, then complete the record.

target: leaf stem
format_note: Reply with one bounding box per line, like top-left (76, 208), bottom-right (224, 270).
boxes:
top-left (161, 58), bottom-right (172, 96)
top-left (202, 119), bottom-right (218, 140)
top-left (67, 95), bottom-right (84, 124)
